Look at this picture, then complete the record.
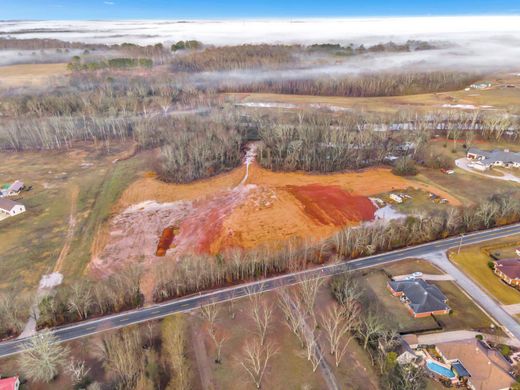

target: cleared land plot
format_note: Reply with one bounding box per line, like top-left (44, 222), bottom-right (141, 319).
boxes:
top-left (362, 260), bottom-right (496, 334)
top-left (450, 235), bottom-right (520, 305)
top-left (0, 144), bottom-right (144, 293)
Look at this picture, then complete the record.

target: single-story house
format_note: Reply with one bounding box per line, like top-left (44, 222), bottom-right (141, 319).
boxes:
top-left (435, 338), bottom-right (514, 390)
top-left (7, 180), bottom-right (24, 195)
top-left (0, 181), bottom-right (24, 198)
top-left (494, 258), bottom-right (520, 287)
top-left (0, 199), bottom-right (26, 217)
top-left (387, 278), bottom-right (450, 318)
top-left (0, 377), bottom-right (20, 390)
top-left (467, 147), bottom-right (520, 170)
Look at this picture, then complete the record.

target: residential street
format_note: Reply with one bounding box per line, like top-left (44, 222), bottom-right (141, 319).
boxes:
top-left (424, 251), bottom-right (520, 341)
top-left (1, 223), bottom-right (520, 358)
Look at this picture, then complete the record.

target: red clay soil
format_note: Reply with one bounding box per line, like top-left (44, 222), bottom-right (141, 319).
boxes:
top-left (286, 184), bottom-right (376, 226)
top-left (156, 226), bottom-right (175, 257)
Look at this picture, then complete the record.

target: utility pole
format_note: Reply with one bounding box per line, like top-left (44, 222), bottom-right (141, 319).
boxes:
top-left (457, 233), bottom-right (464, 254)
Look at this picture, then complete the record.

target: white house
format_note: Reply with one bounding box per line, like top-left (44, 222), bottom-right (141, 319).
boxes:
top-left (467, 148), bottom-right (520, 169)
top-left (0, 199), bottom-right (26, 217)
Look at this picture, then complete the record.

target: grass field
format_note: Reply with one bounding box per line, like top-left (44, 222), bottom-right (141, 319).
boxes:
top-left (362, 260), bottom-right (497, 334)
top-left (0, 63), bottom-right (68, 88)
top-left (450, 236), bottom-right (520, 305)
top-left (0, 144), bottom-right (145, 293)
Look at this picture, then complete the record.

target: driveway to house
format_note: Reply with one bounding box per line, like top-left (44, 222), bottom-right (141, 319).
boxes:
top-left (423, 251), bottom-right (520, 341)
top-left (455, 158), bottom-right (520, 183)
top-left (417, 330), bottom-right (520, 347)
top-left (393, 273), bottom-right (454, 281)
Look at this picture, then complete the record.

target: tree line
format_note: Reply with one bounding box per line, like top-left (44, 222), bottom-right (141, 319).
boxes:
top-left (217, 71), bottom-right (479, 97)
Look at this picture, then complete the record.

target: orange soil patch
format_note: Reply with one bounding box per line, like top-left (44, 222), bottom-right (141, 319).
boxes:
top-left (119, 167), bottom-right (245, 208)
top-left (105, 163), bottom-right (461, 261)
top-left (286, 184), bottom-right (376, 225)
top-left (248, 163), bottom-right (461, 206)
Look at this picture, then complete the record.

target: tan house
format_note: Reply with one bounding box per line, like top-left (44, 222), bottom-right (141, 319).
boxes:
top-left (494, 258), bottom-right (520, 287)
top-left (435, 339), bottom-right (514, 390)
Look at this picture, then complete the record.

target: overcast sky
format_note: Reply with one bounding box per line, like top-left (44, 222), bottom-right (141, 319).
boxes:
top-left (2, 0), bottom-right (520, 19)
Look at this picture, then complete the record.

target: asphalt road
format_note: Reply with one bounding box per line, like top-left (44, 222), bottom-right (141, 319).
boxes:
top-left (2, 223), bottom-right (520, 358)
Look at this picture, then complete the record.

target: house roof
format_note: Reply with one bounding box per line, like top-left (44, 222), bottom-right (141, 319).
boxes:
top-left (0, 377), bottom-right (19, 390)
top-left (436, 339), bottom-right (513, 390)
top-left (7, 180), bottom-right (23, 193)
top-left (467, 147), bottom-right (520, 165)
top-left (495, 258), bottom-right (520, 280)
top-left (388, 278), bottom-right (449, 314)
top-left (0, 199), bottom-right (23, 212)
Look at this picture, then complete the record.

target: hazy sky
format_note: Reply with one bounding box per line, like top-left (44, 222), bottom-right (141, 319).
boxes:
top-left (2, 0), bottom-right (520, 19)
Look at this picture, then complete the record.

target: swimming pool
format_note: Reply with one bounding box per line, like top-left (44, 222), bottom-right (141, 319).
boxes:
top-left (426, 360), bottom-right (456, 379)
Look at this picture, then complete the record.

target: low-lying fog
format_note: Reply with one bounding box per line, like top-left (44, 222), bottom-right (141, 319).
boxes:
top-left (1, 17), bottom-right (520, 75)
top-left (2, 17), bottom-right (520, 45)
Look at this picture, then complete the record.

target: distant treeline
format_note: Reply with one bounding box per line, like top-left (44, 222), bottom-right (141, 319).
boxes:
top-left (172, 44), bottom-right (298, 72)
top-left (307, 39), bottom-right (438, 55)
top-left (218, 72), bottom-right (480, 97)
top-left (171, 40), bottom-right (439, 72)
top-left (67, 57), bottom-right (154, 71)
top-left (0, 37), bottom-right (166, 56)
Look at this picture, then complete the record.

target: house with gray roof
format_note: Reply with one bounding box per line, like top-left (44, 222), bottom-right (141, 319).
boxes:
top-left (467, 147), bottom-right (520, 170)
top-left (387, 278), bottom-right (450, 318)
top-left (0, 199), bottom-right (26, 218)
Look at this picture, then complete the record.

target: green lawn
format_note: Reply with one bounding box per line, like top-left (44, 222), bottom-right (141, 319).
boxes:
top-left (450, 237), bottom-right (520, 305)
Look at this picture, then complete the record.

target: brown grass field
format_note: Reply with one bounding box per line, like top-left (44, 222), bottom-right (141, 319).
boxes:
top-left (0, 63), bottom-right (69, 88)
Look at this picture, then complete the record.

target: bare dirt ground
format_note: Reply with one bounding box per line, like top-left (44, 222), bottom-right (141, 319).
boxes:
top-left (0, 63), bottom-right (68, 88)
top-left (91, 156), bottom-right (460, 283)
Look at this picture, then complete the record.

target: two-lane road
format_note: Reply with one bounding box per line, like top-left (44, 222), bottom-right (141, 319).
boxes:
top-left (2, 223), bottom-right (520, 358)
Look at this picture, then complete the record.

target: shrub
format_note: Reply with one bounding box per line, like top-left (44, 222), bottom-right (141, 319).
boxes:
top-left (392, 157), bottom-right (418, 176)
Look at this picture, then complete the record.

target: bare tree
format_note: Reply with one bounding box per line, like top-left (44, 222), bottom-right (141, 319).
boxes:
top-left (277, 289), bottom-right (305, 347)
top-left (303, 329), bottom-right (322, 372)
top-left (66, 358), bottom-right (91, 386)
top-left (358, 311), bottom-right (386, 351)
top-left (320, 303), bottom-right (359, 367)
top-left (239, 339), bottom-right (278, 389)
top-left (200, 301), bottom-right (220, 329)
top-left (208, 326), bottom-right (228, 364)
top-left (249, 294), bottom-right (273, 345)
top-left (18, 330), bottom-right (70, 383)
top-left (296, 276), bottom-right (324, 326)
top-left (98, 327), bottom-right (145, 389)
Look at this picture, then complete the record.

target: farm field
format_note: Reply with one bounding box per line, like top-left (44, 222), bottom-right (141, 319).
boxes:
top-left (0, 63), bottom-right (68, 88)
top-left (363, 259), bottom-right (497, 334)
top-left (0, 143), bottom-right (145, 293)
top-left (450, 235), bottom-right (520, 305)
